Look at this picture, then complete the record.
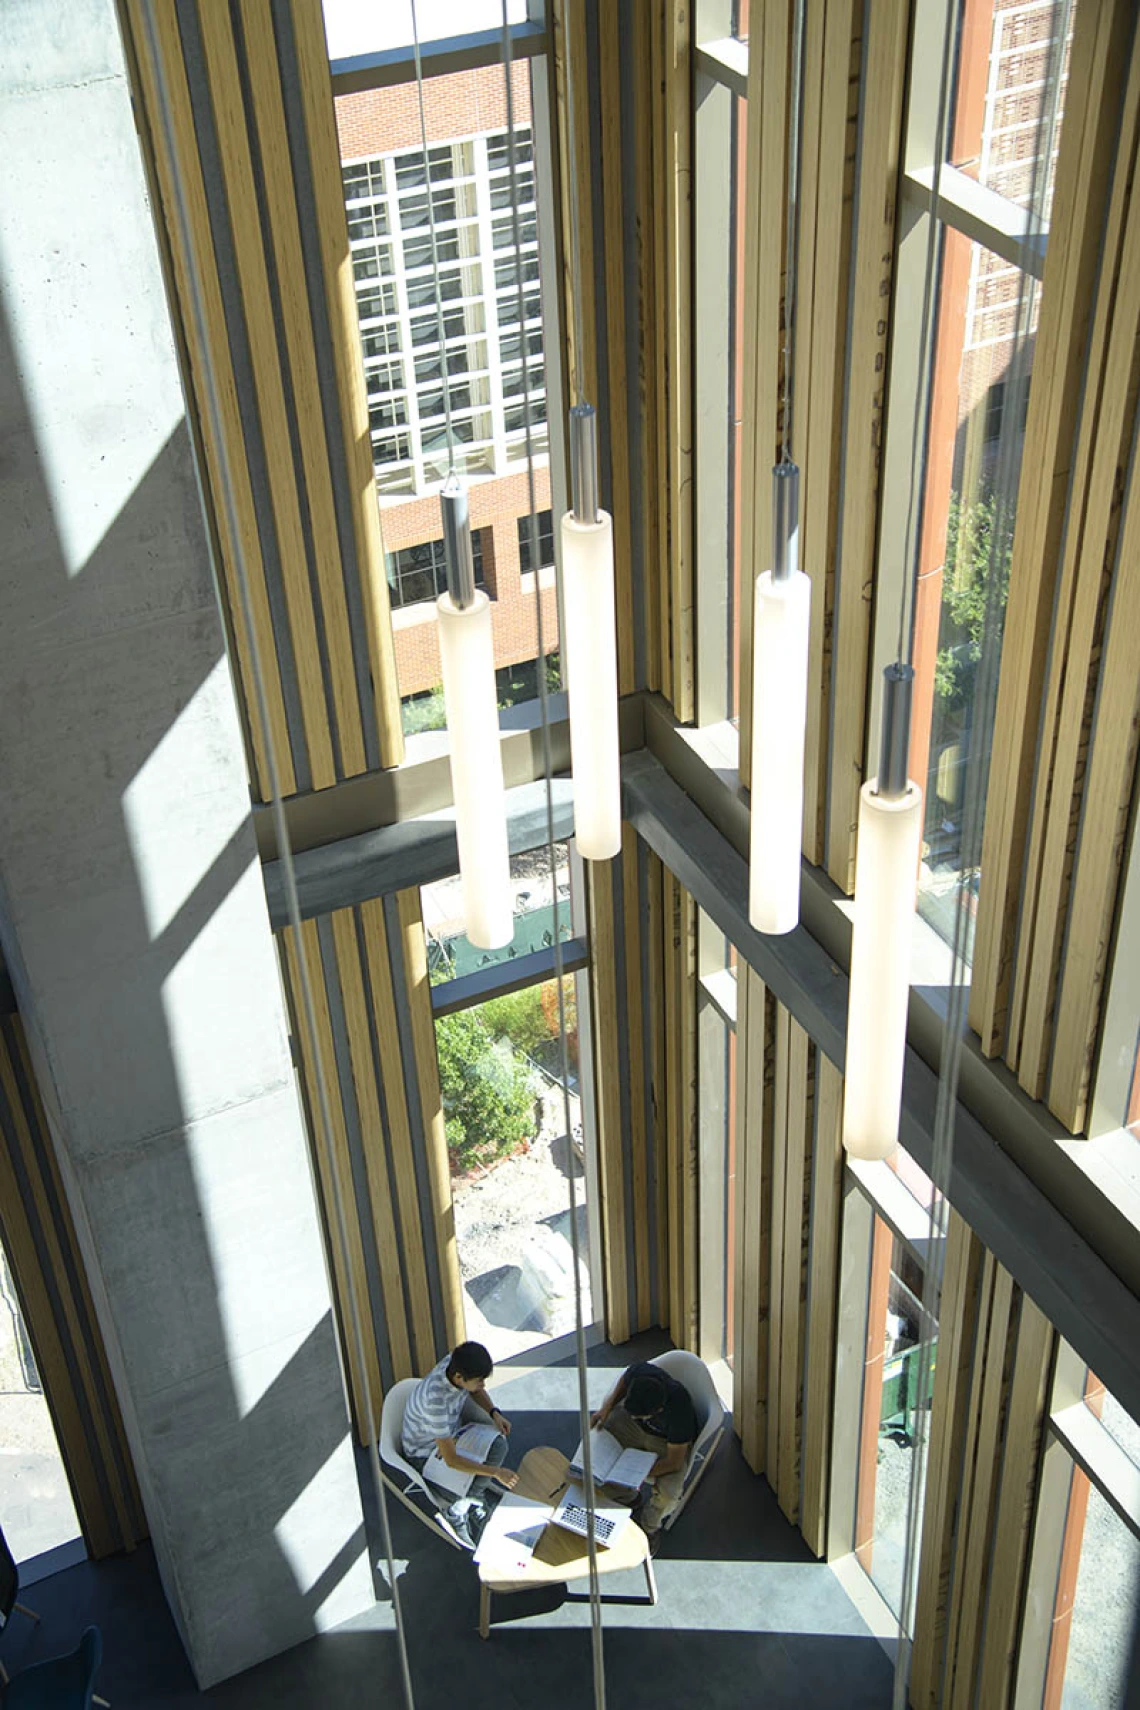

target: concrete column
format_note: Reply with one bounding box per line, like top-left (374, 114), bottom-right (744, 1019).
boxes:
top-left (0, 0), bottom-right (372, 1685)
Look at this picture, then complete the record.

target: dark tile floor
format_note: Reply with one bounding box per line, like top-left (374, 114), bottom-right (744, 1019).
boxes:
top-left (1, 1333), bottom-right (894, 1707)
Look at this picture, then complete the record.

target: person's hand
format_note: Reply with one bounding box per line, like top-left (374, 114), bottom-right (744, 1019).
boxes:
top-left (492, 1408), bottom-right (512, 1436)
top-left (589, 1409), bottom-right (607, 1430)
top-left (494, 1467), bottom-right (519, 1490)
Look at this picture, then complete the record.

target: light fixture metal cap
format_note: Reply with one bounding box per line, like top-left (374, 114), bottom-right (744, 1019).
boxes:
top-left (441, 471), bottom-right (477, 609)
top-left (878, 661), bottom-right (915, 800)
top-left (772, 461), bottom-right (800, 583)
top-left (570, 403), bottom-right (599, 525)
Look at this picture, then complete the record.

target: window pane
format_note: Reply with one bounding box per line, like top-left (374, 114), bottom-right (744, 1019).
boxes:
top-left (323, 2), bottom-right (528, 61)
top-left (334, 61), bottom-right (561, 730)
top-left (423, 842), bottom-right (573, 979)
top-left (697, 911), bottom-right (738, 1371)
top-left (1094, 1384), bottom-right (1140, 1474)
top-left (855, 1220), bottom-right (934, 1620)
top-left (1056, 1476), bottom-right (1140, 1709)
top-left (912, 234), bottom-right (1039, 957)
top-left (517, 509), bottom-right (554, 575)
top-left (386, 531), bottom-right (486, 613)
top-left (694, 75), bottom-right (747, 726)
top-left (949, 0), bottom-right (1074, 219)
top-left (436, 968), bottom-right (590, 1364)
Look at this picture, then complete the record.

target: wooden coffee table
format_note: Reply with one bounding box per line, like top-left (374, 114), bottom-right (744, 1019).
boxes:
top-left (476, 1446), bottom-right (658, 1639)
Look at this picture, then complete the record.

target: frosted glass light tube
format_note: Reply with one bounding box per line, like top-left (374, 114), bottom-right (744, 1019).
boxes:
top-left (842, 778), bottom-right (923, 1160)
top-left (562, 508), bottom-right (621, 861)
top-left (437, 589), bottom-right (513, 949)
top-left (749, 567), bottom-right (811, 933)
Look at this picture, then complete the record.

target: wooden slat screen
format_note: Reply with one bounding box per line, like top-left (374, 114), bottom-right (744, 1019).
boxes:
top-left (122, 0), bottom-right (404, 802)
top-left (280, 891), bottom-right (462, 1440)
top-left (0, 1015), bottom-right (146, 1559)
top-left (550, 0), bottom-right (691, 708)
top-left (584, 833), bottom-right (696, 1347)
top-left (969, 0), bottom-right (1140, 1132)
top-left (911, 1213), bottom-right (1056, 1710)
top-left (731, 968), bottom-right (841, 1535)
top-left (738, 0), bottom-right (903, 891)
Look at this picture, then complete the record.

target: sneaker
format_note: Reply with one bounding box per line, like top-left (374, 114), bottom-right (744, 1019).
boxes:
top-left (443, 1506), bottom-right (477, 1551)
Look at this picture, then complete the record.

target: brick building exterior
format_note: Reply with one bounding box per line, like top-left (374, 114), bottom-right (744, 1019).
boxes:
top-left (334, 64), bottom-right (558, 706)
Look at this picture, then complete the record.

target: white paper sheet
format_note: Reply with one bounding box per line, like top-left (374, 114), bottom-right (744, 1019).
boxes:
top-left (473, 1493), bottom-right (552, 1573)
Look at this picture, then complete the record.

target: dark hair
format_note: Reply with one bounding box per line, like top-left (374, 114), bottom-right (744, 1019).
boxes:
top-left (448, 1340), bottom-right (494, 1382)
top-left (626, 1370), bottom-right (667, 1418)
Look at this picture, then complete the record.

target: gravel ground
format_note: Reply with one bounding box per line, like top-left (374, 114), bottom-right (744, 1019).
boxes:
top-left (1062, 1398), bottom-right (1140, 1707)
top-left (868, 1434), bottom-right (923, 1618)
top-left (452, 1087), bottom-right (591, 1362)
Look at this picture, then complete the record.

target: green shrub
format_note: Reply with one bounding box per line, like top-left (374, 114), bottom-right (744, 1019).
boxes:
top-left (401, 686), bottom-right (448, 736)
top-left (435, 1008), bottom-right (534, 1174)
top-left (933, 492), bottom-right (1012, 713)
top-left (479, 985), bottom-right (549, 1058)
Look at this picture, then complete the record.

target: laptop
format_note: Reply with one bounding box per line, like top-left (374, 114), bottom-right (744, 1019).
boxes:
top-left (550, 1483), bottom-right (635, 1549)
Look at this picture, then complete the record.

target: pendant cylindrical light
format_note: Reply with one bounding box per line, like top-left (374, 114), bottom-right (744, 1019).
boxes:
top-left (561, 404), bottom-right (621, 861)
top-left (749, 463), bottom-right (811, 934)
top-left (842, 664), bottom-right (923, 1161)
top-left (437, 474), bottom-right (513, 949)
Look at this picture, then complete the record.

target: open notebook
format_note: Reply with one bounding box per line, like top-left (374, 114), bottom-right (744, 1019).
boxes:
top-left (422, 1421), bottom-right (503, 1499)
top-left (568, 1429), bottom-right (656, 1498)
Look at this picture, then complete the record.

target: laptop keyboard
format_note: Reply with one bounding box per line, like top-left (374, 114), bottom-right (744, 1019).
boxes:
top-left (561, 1502), bottom-right (616, 1543)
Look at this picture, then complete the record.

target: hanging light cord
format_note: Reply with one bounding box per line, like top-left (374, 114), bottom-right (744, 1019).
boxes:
top-left (133, 7), bottom-right (416, 1709)
top-left (559, 1), bottom-right (589, 407)
top-left (500, 10), bottom-right (607, 1707)
top-left (883, 7), bottom-right (958, 1702)
top-left (780, 0), bottom-right (806, 465)
top-left (410, 1), bottom-right (457, 474)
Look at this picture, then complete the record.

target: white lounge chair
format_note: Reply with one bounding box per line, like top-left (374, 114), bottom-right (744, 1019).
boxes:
top-left (378, 1378), bottom-right (470, 1551)
top-left (649, 1350), bottom-right (727, 1530)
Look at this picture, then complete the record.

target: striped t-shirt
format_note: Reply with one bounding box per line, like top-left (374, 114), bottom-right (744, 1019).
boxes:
top-left (402, 1357), bottom-right (467, 1458)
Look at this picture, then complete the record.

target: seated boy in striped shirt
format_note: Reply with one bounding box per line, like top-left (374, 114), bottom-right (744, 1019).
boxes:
top-left (401, 1340), bottom-right (517, 1547)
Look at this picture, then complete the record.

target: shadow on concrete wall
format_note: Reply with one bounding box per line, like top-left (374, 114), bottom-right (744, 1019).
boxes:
top-left (0, 267), bottom-right (370, 1685)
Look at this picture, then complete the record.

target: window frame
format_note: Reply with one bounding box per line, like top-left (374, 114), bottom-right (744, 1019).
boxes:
top-left (1015, 1341), bottom-right (1140, 1708)
top-left (693, 8), bottom-right (748, 729)
top-left (868, 0), bottom-right (1057, 911)
top-left (696, 908), bottom-right (738, 1375)
top-left (425, 836), bottom-right (603, 1321)
top-left (828, 1152), bottom-right (943, 1611)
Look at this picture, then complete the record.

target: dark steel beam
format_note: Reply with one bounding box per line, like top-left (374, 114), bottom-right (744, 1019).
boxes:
top-left (431, 939), bottom-right (589, 1016)
top-left (621, 745), bottom-right (1140, 1428)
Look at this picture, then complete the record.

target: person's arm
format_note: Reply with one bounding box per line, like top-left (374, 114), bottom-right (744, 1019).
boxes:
top-left (648, 1439), bottom-right (689, 1480)
top-left (435, 1436), bottom-right (517, 1488)
top-left (468, 1384), bottom-right (511, 1436)
top-left (590, 1368), bottom-right (631, 1430)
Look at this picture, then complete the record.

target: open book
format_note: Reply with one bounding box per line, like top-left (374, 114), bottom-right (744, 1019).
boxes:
top-left (568, 1429), bottom-right (656, 1498)
top-left (423, 1421), bottom-right (503, 1500)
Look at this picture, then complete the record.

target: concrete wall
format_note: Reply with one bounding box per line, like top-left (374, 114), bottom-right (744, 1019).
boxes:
top-left (0, 0), bottom-right (372, 1684)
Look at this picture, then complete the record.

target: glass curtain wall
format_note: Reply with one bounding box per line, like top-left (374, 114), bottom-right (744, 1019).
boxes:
top-left (893, 0), bottom-right (1074, 962)
top-left (334, 58), bottom-right (559, 738)
top-left (1021, 1358), bottom-right (1140, 1710)
top-left (427, 838), bottom-right (592, 1362)
top-left (697, 910), bottom-right (738, 1375)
